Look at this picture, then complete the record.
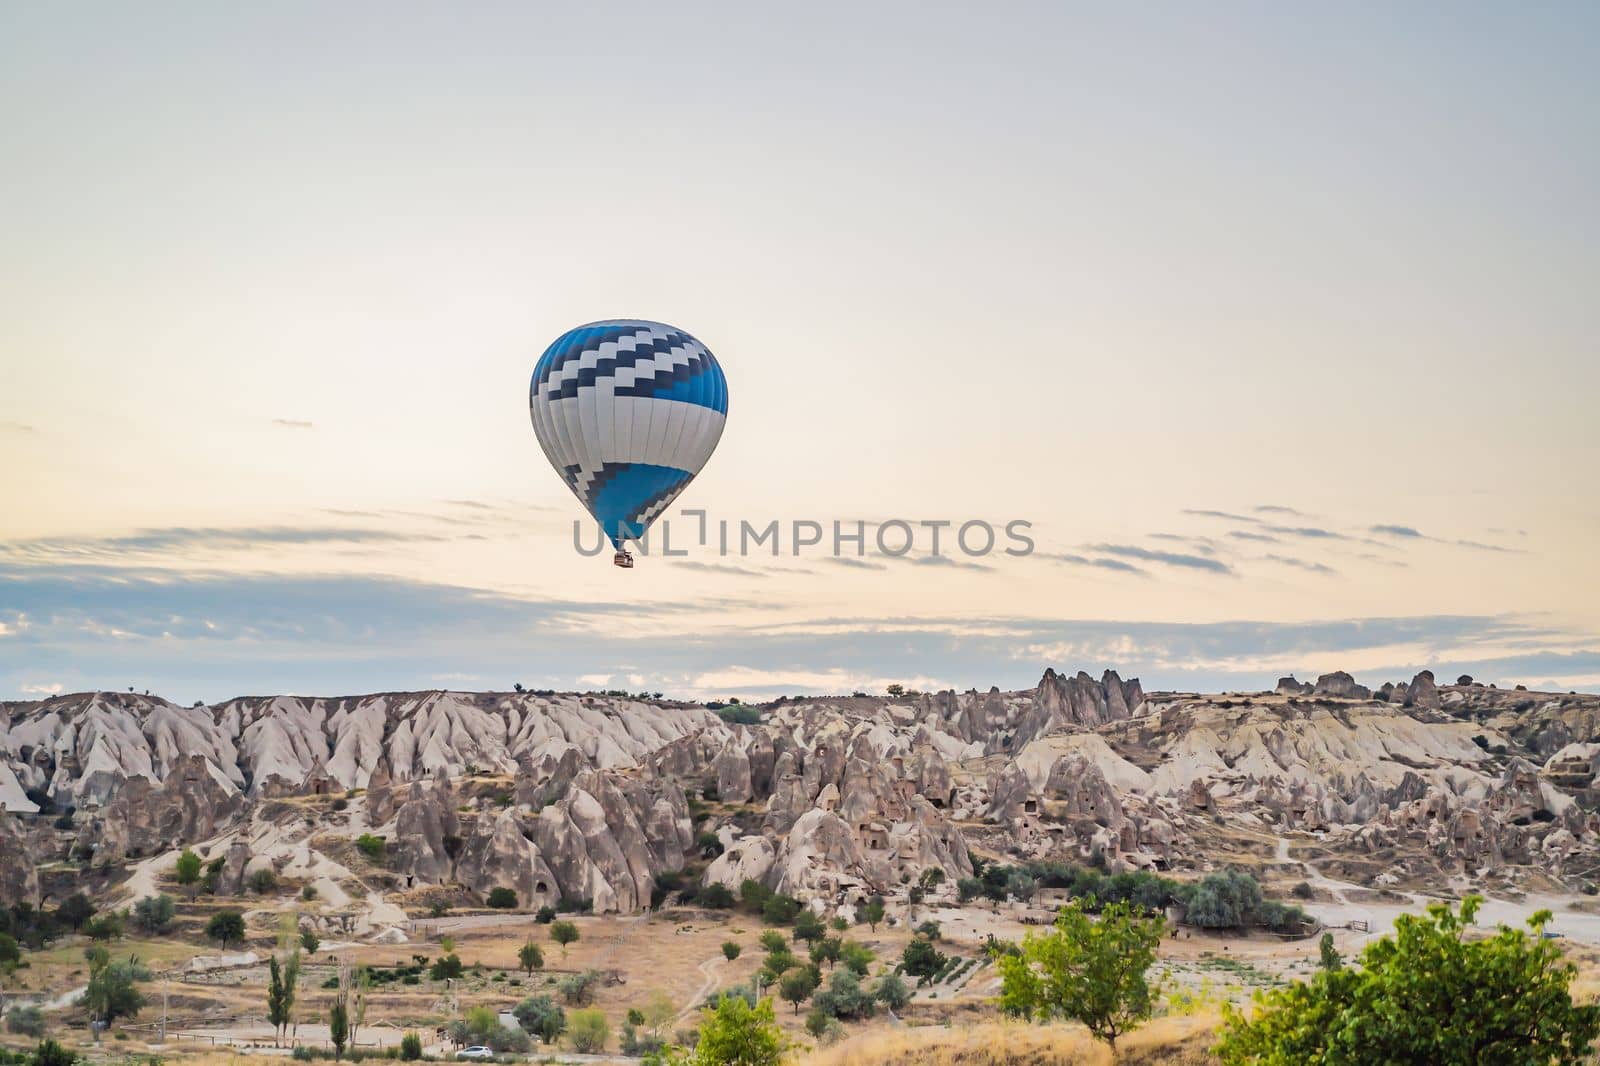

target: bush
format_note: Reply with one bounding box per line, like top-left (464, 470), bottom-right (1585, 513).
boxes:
top-left (813, 969), bottom-right (876, 1021)
top-left (535, 905), bottom-right (556, 924)
top-left (29, 1041), bottom-right (75, 1066)
top-left (557, 969), bottom-right (601, 1005)
top-left (762, 894), bottom-right (801, 925)
top-left (428, 954), bottom-right (463, 981)
top-left (550, 920), bottom-right (580, 957)
top-left (722, 940), bottom-right (742, 961)
top-left (901, 938), bottom-right (946, 985)
top-left (249, 868), bottom-right (278, 894)
top-left (700, 882), bottom-right (736, 909)
top-left (399, 1033), bottom-right (422, 1061)
top-left (300, 929), bottom-right (320, 954)
top-left (486, 887), bottom-right (517, 909)
top-left (5, 1007), bottom-right (44, 1037)
top-left (1217, 897), bottom-right (1600, 1065)
top-left (84, 912), bottom-right (124, 941)
top-left (131, 895), bottom-right (175, 934)
top-left (355, 834), bottom-right (386, 864)
top-left (513, 995), bottom-right (566, 1044)
top-left (567, 1008), bottom-right (609, 1053)
top-left (874, 970), bottom-right (911, 1011)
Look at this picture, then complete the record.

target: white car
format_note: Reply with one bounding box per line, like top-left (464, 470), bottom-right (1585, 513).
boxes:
top-left (456, 1047), bottom-right (494, 1060)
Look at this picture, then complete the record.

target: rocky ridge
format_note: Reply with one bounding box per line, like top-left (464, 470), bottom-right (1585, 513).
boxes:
top-left (4, 671), bottom-right (1600, 930)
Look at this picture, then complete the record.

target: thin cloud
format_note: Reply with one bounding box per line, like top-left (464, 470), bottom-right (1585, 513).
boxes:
top-left (1088, 544), bottom-right (1233, 575)
top-left (0, 421), bottom-right (36, 433)
top-left (907, 554), bottom-right (993, 572)
top-left (271, 418), bottom-right (315, 429)
top-left (1255, 505), bottom-right (1307, 516)
top-left (1042, 553), bottom-right (1147, 576)
top-left (820, 557), bottom-right (888, 571)
top-left (1182, 509), bottom-right (1260, 524)
top-left (1, 525), bottom-right (454, 560)
top-left (671, 560), bottom-right (771, 577)
top-left (1228, 531), bottom-right (1280, 544)
top-left (1261, 525), bottom-right (1351, 541)
top-left (1262, 554), bottom-right (1338, 575)
top-left (1371, 524), bottom-right (1425, 538)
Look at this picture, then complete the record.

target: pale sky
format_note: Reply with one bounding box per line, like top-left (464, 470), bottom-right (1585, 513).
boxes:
top-left (3, 3), bottom-right (1597, 701)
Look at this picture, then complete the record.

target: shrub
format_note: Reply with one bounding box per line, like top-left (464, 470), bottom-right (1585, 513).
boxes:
top-left (428, 954), bottom-right (463, 981)
top-left (300, 929), bottom-right (320, 954)
top-left (557, 969), bottom-right (601, 1005)
top-left (722, 941), bottom-right (742, 961)
top-left (249, 868), bottom-right (278, 894)
top-left (535, 905), bottom-right (556, 924)
top-left (5, 1007), bottom-right (44, 1037)
top-left (513, 995), bottom-right (565, 1044)
top-left (694, 995), bottom-right (783, 1066)
top-left (567, 1008), bottom-right (609, 1053)
top-left (761, 894), bottom-right (801, 925)
top-left (486, 887), bottom-right (517, 909)
top-left (30, 1041), bottom-right (75, 1066)
top-left (84, 912), bottom-right (124, 941)
top-left (901, 938), bottom-right (946, 985)
top-left (758, 929), bottom-right (787, 954)
top-left (813, 968), bottom-right (875, 1021)
top-left (700, 882), bottom-right (736, 909)
top-left (131, 894), bottom-right (175, 934)
top-left (355, 834), bottom-right (386, 864)
top-left (873, 971), bottom-right (911, 1011)
top-left (399, 1033), bottom-right (422, 1061)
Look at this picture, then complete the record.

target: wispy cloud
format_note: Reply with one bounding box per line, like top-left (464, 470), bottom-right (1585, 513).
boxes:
top-left (0, 421), bottom-right (36, 433)
top-left (1228, 531), bottom-right (1280, 544)
top-left (1, 525), bottom-right (451, 561)
top-left (819, 557), bottom-right (888, 572)
top-left (1255, 505), bottom-right (1308, 517)
top-left (1087, 544), bottom-right (1234, 575)
top-left (1261, 554), bottom-right (1338, 575)
top-left (671, 560), bottom-right (772, 577)
top-left (271, 418), bottom-right (315, 429)
top-left (1041, 553), bottom-right (1147, 576)
top-left (907, 554), bottom-right (993, 572)
top-left (1371, 524), bottom-right (1425, 538)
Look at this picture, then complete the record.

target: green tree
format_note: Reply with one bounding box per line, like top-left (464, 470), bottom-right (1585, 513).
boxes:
top-left (328, 996), bottom-right (349, 1061)
top-left (205, 910), bottom-right (246, 947)
top-left (567, 1008), bottom-right (609, 1053)
top-left (721, 940), bottom-right (742, 961)
top-left (0, 932), bottom-right (19, 965)
top-left (998, 898), bottom-right (1165, 1055)
top-left (901, 937), bottom-right (946, 986)
top-left (861, 897), bottom-right (885, 932)
top-left (300, 929), bottom-right (320, 954)
top-left (779, 967), bottom-right (818, 1014)
top-left (1318, 931), bottom-right (1343, 972)
top-left (174, 849), bottom-right (202, 897)
top-left (692, 994), bottom-right (785, 1066)
top-left (761, 894), bottom-right (801, 925)
top-left (518, 939), bottom-right (544, 974)
top-left (428, 953), bottom-right (463, 980)
top-left (839, 941), bottom-right (874, 977)
top-left (792, 909), bottom-right (826, 943)
top-left (873, 971), bottom-right (911, 1012)
top-left (758, 929), bottom-right (787, 953)
top-left (399, 1032), bottom-right (423, 1061)
top-left (512, 995), bottom-right (565, 1044)
top-left (809, 936), bottom-right (841, 970)
top-left (487, 887), bottom-right (518, 909)
top-left (131, 895), bottom-right (175, 934)
top-left (83, 952), bottom-right (145, 1029)
top-left (57, 894), bottom-right (95, 932)
top-left (813, 968), bottom-right (875, 1021)
top-left (266, 954), bottom-right (298, 1047)
top-left (700, 882), bottom-right (736, 909)
top-left (1216, 896), bottom-right (1600, 1066)
top-left (550, 920), bottom-right (580, 959)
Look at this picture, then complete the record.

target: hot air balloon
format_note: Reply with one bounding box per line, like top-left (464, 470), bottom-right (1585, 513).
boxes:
top-left (530, 320), bottom-right (729, 568)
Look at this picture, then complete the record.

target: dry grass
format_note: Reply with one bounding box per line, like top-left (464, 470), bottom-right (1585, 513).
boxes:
top-left (797, 1015), bottom-right (1221, 1066)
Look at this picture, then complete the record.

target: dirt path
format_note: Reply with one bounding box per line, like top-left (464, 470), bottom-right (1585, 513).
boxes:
top-left (677, 955), bottom-right (725, 1026)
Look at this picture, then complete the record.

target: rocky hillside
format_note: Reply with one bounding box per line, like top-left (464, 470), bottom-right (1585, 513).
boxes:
top-left (3, 671), bottom-right (1599, 933)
